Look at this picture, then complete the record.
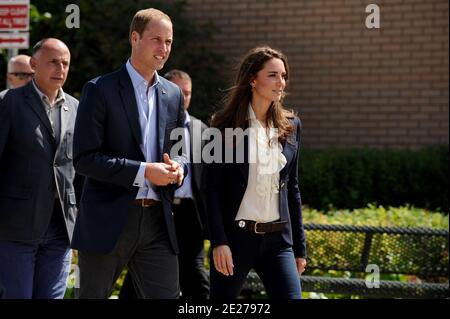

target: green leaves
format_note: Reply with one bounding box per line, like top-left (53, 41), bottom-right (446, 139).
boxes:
top-left (303, 204), bottom-right (449, 228)
top-left (299, 146), bottom-right (449, 212)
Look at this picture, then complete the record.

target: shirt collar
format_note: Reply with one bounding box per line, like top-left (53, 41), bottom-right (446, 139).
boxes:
top-left (184, 111), bottom-right (191, 127)
top-left (248, 103), bottom-right (257, 121)
top-left (126, 59), bottom-right (160, 91)
top-left (248, 103), bottom-right (273, 129)
top-left (32, 80), bottom-right (65, 106)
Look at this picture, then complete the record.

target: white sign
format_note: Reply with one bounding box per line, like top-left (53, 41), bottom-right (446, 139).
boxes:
top-left (0, 0), bottom-right (30, 31)
top-left (0, 31), bottom-right (28, 48)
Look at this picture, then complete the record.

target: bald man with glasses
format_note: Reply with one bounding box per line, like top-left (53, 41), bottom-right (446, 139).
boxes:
top-left (1, 55), bottom-right (34, 98)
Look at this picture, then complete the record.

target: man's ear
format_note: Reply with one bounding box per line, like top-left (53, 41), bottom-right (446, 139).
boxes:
top-left (131, 31), bottom-right (140, 45)
top-left (29, 57), bottom-right (37, 71)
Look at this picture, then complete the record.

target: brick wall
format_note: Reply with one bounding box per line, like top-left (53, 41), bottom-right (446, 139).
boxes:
top-left (183, 0), bottom-right (449, 149)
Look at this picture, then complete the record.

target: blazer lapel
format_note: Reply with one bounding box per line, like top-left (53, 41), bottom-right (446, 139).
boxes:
top-left (156, 83), bottom-right (168, 160)
top-left (118, 66), bottom-right (144, 155)
top-left (280, 131), bottom-right (298, 179)
top-left (59, 98), bottom-right (72, 146)
top-left (23, 83), bottom-right (54, 139)
top-left (280, 139), bottom-right (289, 178)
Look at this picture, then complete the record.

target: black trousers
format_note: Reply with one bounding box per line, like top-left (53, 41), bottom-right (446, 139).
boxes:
top-left (120, 198), bottom-right (209, 299)
top-left (210, 228), bottom-right (301, 299)
top-left (75, 204), bottom-right (179, 299)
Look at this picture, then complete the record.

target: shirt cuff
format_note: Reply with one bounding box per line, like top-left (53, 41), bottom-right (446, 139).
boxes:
top-left (133, 162), bottom-right (146, 187)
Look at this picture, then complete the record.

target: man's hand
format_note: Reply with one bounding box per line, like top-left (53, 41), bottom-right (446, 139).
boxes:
top-left (144, 153), bottom-right (184, 186)
top-left (163, 153), bottom-right (184, 186)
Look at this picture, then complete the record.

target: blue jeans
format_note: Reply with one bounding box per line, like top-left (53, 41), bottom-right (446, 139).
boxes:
top-left (0, 206), bottom-right (71, 299)
top-left (210, 228), bottom-right (302, 299)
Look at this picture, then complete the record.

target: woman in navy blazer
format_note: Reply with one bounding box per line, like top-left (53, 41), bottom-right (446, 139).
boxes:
top-left (206, 46), bottom-right (307, 299)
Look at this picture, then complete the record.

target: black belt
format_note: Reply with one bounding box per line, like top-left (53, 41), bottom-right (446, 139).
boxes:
top-left (236, 220), bottom-right (287, 234)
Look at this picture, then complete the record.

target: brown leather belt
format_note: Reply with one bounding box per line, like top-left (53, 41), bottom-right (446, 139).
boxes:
top-left (236, 220), bottom-right (287, 234)
top-left (133, 199), bottom-right (160, 207)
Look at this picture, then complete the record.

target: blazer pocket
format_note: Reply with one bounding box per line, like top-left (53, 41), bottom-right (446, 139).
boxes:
top-left (0, 186), bottom-right (32, 199)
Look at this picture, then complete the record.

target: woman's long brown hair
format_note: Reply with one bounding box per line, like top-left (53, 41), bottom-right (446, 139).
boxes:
top-left (211, 46), bottom-right (295, 142)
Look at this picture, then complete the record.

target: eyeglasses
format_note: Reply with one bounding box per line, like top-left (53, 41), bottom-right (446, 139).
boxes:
top-left (8, 72), bottom-right (34, 80)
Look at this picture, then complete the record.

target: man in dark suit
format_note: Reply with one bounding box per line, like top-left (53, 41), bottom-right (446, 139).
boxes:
top-left (120, 70), bottom-right (210, 299)
top-left (0, 38), bottom-right (78, 299)
top-left (71, 8), bottom-right (188, 299)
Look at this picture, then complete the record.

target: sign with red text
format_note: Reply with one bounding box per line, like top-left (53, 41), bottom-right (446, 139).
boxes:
top-left (0, 31), bottom-right (28, 48)
top-left (0, 0), bottom-right (29, 31)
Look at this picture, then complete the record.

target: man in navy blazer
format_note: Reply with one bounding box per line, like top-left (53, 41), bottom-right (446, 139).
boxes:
top-left (119, 70), bottom-right (210, 300)
top-left (71, 8), bottom-right (188, 299)
top-left (0, 38), bottom-right (78, 299)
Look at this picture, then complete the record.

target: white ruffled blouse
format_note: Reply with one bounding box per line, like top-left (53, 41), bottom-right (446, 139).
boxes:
top-left (235, 104), bottom-right (287, 222)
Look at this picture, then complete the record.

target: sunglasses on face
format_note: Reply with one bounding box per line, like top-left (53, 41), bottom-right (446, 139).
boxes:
top-left (9, 72), bottom-right (34, 80)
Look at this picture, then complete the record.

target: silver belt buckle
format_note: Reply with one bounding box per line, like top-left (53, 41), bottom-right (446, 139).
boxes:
top-left (142, 199), bottom-right (151, 207)
top-left (173, 198), bottom-right (181, 205)
top-left (254, 221), bottom-right (265, 234)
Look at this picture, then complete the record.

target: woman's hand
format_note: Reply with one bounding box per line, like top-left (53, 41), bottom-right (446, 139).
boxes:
top-left (213, 245), bottom-right (234, 276)
top-left (296, 257), bottom-right (307, 275)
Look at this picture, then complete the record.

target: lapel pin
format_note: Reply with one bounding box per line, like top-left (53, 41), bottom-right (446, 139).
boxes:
top-left (63, 106), bottom-right (69, 111)
top-left (162, 89), bottom-right (167, 94)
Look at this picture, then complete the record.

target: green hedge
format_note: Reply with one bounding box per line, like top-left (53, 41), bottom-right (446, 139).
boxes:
top-left (302, 206), bottom-right (449, 299)
top-left (299, 146), bottom-right (449, 213)
top-left (303, 204), bottom-right (449, 228)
